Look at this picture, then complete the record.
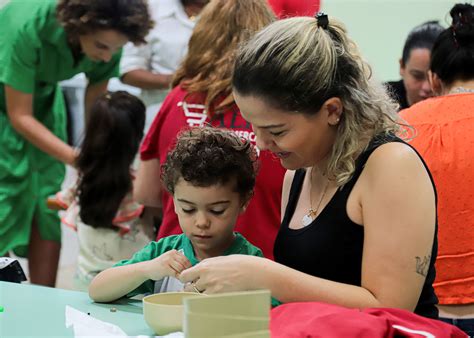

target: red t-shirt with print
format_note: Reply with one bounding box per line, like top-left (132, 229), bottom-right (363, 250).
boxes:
top-left (268, 0), bottom-right (321, 18)
top-left (140, 86), bottom-right (286, 259)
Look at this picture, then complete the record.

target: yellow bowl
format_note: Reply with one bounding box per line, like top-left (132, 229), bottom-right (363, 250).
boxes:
top-left (143, 292), bottom-right (203, 335)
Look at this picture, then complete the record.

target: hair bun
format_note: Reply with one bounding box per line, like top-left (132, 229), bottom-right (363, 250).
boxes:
top-left (450, 3), bottom-right (474, 46)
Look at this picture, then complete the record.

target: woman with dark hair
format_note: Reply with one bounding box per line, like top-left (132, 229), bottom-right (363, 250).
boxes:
top-left (53, 91), bottom-right (153, 291)
top-left (386, 21), bottom-right (444, 110)
top-left (0, 0), bottom-right (153, 286)
top-left (401, 4), bottom-right (474, 335)
top-left (135, 0), bottom-right (285, 260)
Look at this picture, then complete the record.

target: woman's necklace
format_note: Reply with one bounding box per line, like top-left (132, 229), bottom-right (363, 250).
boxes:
top-left (301, 168), bottom-right (329, 227)
top-left (449, 87), bottom-right (474, 94)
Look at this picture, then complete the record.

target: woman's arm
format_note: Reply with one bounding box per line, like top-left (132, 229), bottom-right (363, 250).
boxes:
top-left (119, 38), bottom-right (172, 90)
top-left (356, 142), bottom-right (436, 311)
top-left (180, 254), bottom-right (384, 308)
top-left (180, 142), bottom-right (436, 311)
top-left (5, 85), bottom-right (76, 165)
top-left (134, 158), bottom-right (163, 207)
top-left (84, 80), bottom-right (108, 121)
top-left (121, 69), bottom-right (173, 90)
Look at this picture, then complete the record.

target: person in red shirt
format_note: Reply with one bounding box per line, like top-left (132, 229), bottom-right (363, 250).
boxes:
top-left (135, 0), bottom-right (285, 260)
top-left (268, 0), bottom-right (320, 18)
top-left (400, 4), bottom-right (474, 336)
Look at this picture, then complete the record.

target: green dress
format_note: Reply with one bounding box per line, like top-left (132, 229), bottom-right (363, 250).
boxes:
top-left (0, 0), bottom-right (121, 256)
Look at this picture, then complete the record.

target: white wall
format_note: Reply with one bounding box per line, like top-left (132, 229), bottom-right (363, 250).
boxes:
top-left (321, 0), bottom-right (459, 81)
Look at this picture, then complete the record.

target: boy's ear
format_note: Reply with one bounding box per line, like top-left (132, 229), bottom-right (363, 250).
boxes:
top-left (240, 197), bottom-right (251, 213)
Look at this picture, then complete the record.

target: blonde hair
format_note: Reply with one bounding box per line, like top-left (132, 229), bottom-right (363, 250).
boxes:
top-left (172, 0), bottom-right (275, 115)
top-left (233, 16), bottom-right (403, 186)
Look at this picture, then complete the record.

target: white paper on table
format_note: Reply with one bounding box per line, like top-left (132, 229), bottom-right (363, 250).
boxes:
top-left (65, 305), bottom-right (184, 338)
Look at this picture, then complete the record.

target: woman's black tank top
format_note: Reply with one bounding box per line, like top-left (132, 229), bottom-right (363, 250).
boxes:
top-left (274, 133), bottom-right (439, 319)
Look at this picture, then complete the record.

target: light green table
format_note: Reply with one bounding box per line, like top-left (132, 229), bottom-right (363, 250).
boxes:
top-left (0, 281), bottom-right (155, 337)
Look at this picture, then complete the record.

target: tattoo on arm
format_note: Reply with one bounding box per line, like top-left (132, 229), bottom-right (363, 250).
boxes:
top-left (415, 255), bottom-right (431, 277)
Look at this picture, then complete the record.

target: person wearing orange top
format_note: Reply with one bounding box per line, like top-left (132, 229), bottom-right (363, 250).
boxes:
top-left (400, 3), bottom-right (474, 336)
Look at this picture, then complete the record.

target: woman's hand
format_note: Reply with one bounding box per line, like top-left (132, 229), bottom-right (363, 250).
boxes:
top-left (179, 255), bottom-right (263, 294)
top-left (144, 249), bottom-right (192, 281)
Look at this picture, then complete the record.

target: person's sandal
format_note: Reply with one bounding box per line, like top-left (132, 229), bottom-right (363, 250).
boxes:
top-left (46, 195), bottom-right (68, 210)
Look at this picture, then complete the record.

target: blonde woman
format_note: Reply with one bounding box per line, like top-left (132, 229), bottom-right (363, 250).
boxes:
top-left (134, 0), bottom-right (285, 260)
top-left (180, 13), bottom-right (439, 319)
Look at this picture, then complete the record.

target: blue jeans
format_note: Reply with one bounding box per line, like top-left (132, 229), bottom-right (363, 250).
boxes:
top-left (439, 317), bottom-right (474, 337)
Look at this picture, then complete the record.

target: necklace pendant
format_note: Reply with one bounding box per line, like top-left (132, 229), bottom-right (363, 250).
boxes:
top-left (302, 213), bottom-right (314, 227)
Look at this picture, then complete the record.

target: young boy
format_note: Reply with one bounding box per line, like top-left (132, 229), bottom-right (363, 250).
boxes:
top-left (89, 127), bottom-right (262, 302)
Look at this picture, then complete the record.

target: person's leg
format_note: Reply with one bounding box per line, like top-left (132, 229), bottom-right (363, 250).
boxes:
top-left (28, 88), bottom-right (66, 287)
top-left (28, 220), bottom-right (60, 287)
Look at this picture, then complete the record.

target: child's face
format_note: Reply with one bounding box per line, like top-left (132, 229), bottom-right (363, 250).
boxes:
top-left (173, 178), bottom-right (246, 260)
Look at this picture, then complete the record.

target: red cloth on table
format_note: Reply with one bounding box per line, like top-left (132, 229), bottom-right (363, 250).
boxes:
top-left (270, 302), bottom-right (467, 337)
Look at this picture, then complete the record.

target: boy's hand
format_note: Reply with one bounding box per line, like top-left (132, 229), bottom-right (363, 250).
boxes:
top-left (144, 250), bottom-right (192, 280)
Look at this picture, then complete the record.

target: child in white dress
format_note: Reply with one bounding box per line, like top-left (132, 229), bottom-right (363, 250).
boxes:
top-left (49, 91), bottom-right (153, 290)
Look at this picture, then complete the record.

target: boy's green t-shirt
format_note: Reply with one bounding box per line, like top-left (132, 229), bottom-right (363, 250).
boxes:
top-left (114, 232), bottom-right (263, 296)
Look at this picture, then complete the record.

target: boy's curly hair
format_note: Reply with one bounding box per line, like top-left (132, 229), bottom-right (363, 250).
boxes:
top-left (56, 0), bottom-right (153, 44)
top-left (162, 127), bottom-right (258, 202)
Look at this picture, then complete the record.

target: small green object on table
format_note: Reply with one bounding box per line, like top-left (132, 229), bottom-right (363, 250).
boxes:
top-left (0, 306), bottom-right (4, 312)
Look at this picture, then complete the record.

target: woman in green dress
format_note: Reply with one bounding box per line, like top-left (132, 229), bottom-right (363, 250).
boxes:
top-left (0, 0), bottom-right (153, 286)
